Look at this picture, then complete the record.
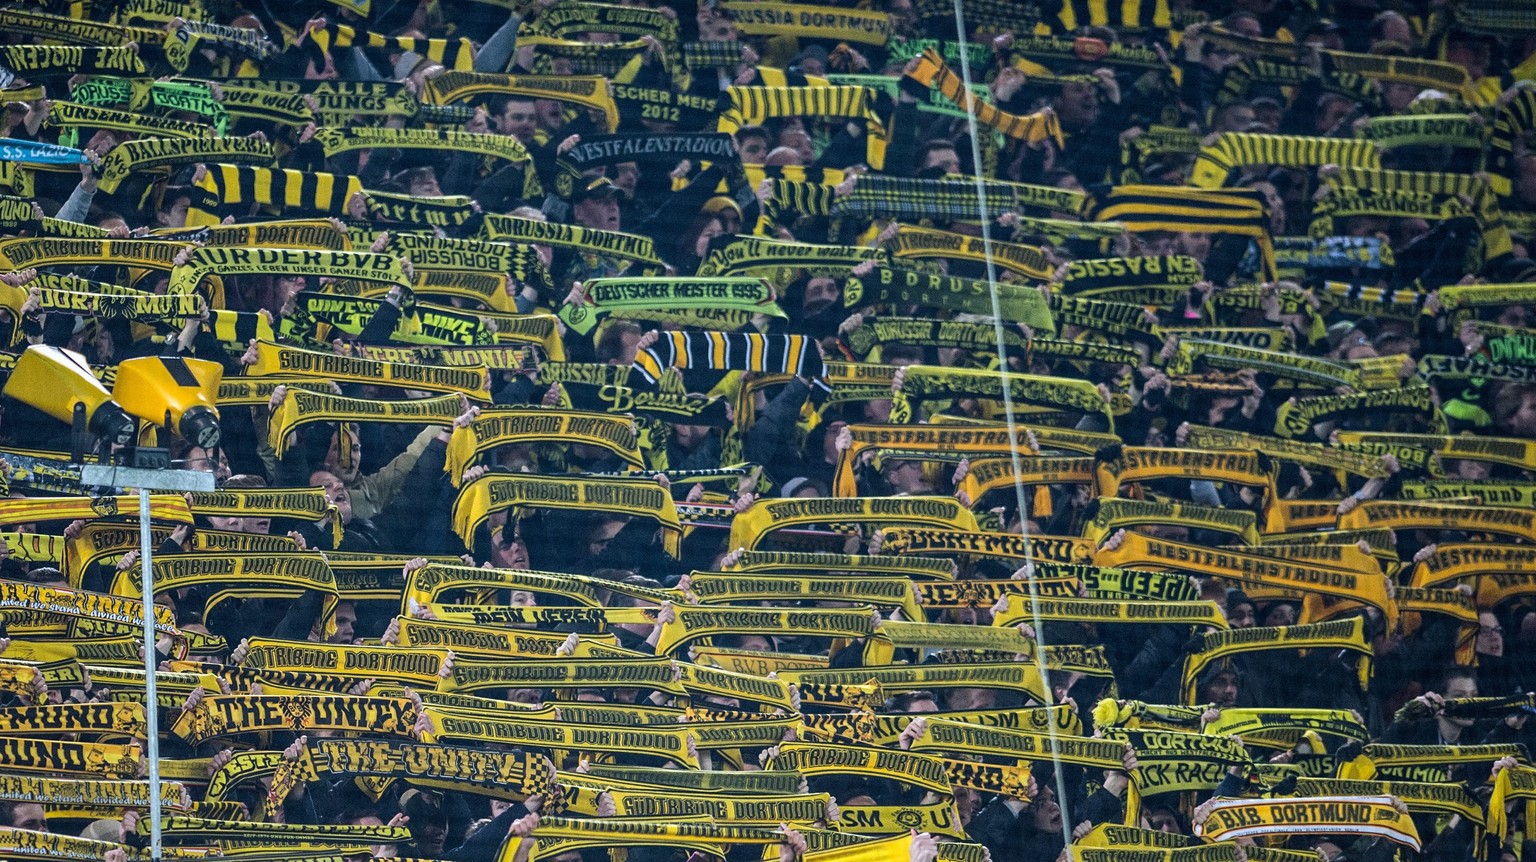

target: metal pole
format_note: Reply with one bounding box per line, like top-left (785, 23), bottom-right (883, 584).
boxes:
top-left (84, 465), bottom-right (212, 862)
top-left (139, 486), bottom-right (162, 861)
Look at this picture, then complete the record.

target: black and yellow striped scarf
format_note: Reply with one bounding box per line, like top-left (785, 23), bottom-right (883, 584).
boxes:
top-left (306, 24), bottom-right (472, 71)
top-left (632, 331), bottom-right (824, 386)
top-left (913, 0), bottom-right (1035, 32)
top-left (1085, 184), bottom-right (1275, 280)
top-left (907, 49), bottom-right (1063, 146)
top-left (1191, 132), bottom-right (1380, 189)
top-left (833, 176), bottom-right (1080, 221)
top-left (718, 85), bottom-right (887, 169)
top-left (188, 164), bottom-right (360, 226)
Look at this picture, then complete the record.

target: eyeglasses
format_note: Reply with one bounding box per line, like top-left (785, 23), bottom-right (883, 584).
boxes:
top-left (1481, 625), bottom-right (1505, 635)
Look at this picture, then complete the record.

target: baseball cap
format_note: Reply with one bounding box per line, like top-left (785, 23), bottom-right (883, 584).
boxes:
top-left (573, 176), bottom-right (622, 203)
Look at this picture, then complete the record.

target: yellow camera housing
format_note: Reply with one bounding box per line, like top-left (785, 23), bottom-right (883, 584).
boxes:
top-left (2, 345), bottom-right (135, 445)
top-left (112, 356), bottom-right (224, 450)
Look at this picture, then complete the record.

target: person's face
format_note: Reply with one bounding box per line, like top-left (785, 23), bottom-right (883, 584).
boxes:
top-left (1518, 154), bottom-right (1536, 206)
top-left (1146, 808), bottom-right (1180, 833)
top-left (1443, 674), bottom-right (1478, 726)
top-left (694, 218), bottom-right (724, 257)
top-left (737, 134), bottom-right (769, 163)
top-left (1315, 98), bottom-right (1353, 134)
top-left (1031, 785), bottom-right (1062, 833)
top-left (821, 421), bottom-right (847, 463)
top-left (1378, 14), bottom-right (1411, 45)
top-left (184, 446), bottom-right (231, 482)
top-left (208, 514), bottom-right (243, 532)
top-left (1444, 673), bottom-right (1479, 699)
top-left (414, 816), bottom-right (447, 854)
top-left (350, 815), bottom-right (388, 857)
top-left (924, 146), bottom-right (961, 175)
top-left (802, 277), bottom-right (840, 314)
top-left (1519, 613), bottom-right (1536, 644)
top-left (779, 130), bottom-right (814, 164)
top-left (612, 162), bottom-right (639, 196)
top-left (573, 195), bottom-right (621, 230)
top-left (586, 519), bottom-right (625, 558)
top-left (1228, 603), bottom-right (1256, 628)
top-left (1262, 603), bottom-right (1296, 628)
top-left (862, 398), bottom-right (892, 423)
top-left (158, 195), bottom-right (192, 228)
top-left (696, 7), bottom-right (737, 40)
top-left (1174, 232), bottom-right (1210, 260)
top-left (1383, 81), bottom-right (1419, 113)
top-left (1138, 232), bottom-right (1175, 255)
top-left (1478, 612), bottom-right (1505, 658)
top-left (497, 101), bottom-right (538, 144)
top-left (244, 516), bottom-right (270, 535)
top-left (884, 460), bottom-right (924, 493)
top-left (946, 687), bottom-right (995, 712)
top-left (408, 173), bottom-right (441, 197)
top-left (1218, 106), bottom-right (1256, 132)
top-left (8, 803), bottom-right (45, 832)
top-left (952, 786), bottom-right (980, 824)
top-left (1205, 671), bottom-right (1239, 707)
top-left (312, 470), bottom-right (353, 524)
top-left (276, 275), bottom-right (306, 305)
top-left (1507, 392), bottom-right (1536, 437)
top-left (605, 330), bottom-right (641, 366)
top-left (793, 484), bottom-right (821, 498)
top-left (331, 602), bottom-right (357, 644)
top-left (764, 146), bottom-right (801, 167)
top-left (673, 423), bottom-right (711, 450)
top-left (1497, 303), bottom-right (1530, 329)
top-left (1451, 458), bottom-right (1491, 480)
top-left (1055, 81), bottom-right (1100, 129)
top-left (905, 698), bottom-right (939, 714)
top-left (325, 428), bottom-right (363, 483)
top-left (492, 527), bottom-right (530, 569)
top-left (535, 98), bottom-right (564, 130)
top-left (408, 62), bottom-right (445, 93)
top-left (1447, 41), bottom-right (1490, 79)
top-left (1252, 102), bottom-right (1281, 132)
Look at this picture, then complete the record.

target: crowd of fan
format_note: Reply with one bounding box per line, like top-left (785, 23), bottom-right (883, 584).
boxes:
top-left (1, 0), bottom-right (1536, 860)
